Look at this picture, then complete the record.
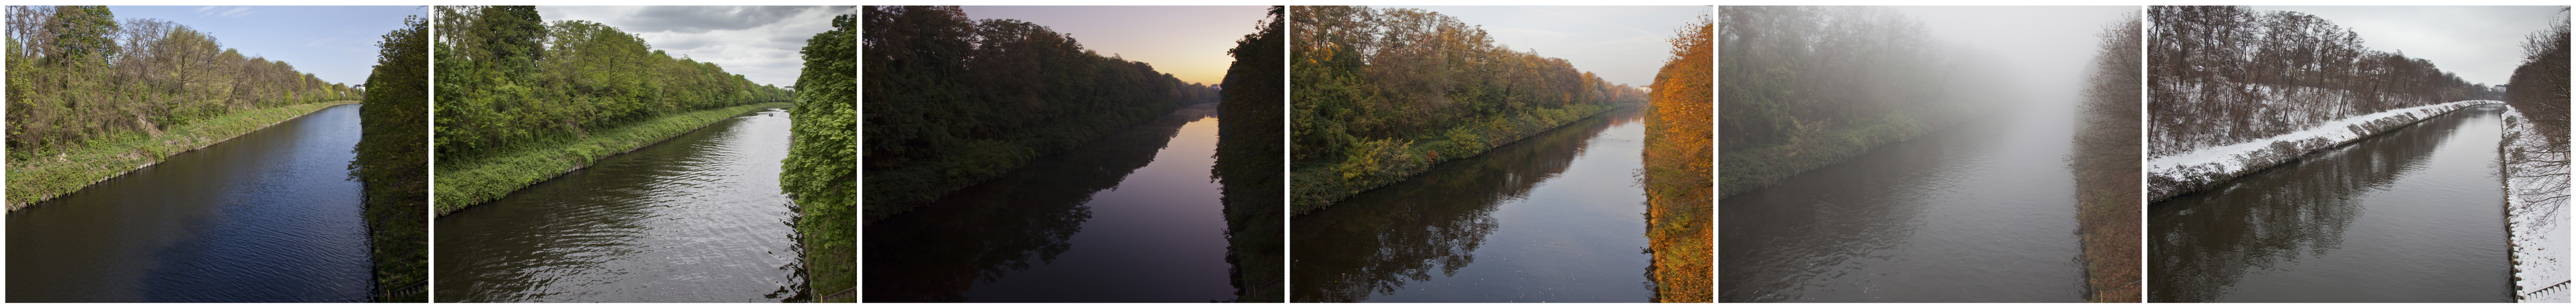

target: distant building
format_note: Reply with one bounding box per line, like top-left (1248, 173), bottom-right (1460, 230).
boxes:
top-left (2496, 84), bottom-right (2510, 92)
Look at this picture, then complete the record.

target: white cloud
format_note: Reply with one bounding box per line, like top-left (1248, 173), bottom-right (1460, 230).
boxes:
top-left (540, 6), bottom-right (846, 86)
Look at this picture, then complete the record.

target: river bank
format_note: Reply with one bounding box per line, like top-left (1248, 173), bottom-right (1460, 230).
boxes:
top-left (433, 103), bottom-right (789, 215)
top-left (7, 101), bottom-right (354, 211)
top-left (2147, 100), bottom-right (2496, 202)
top-left (2499, 106), bottom-right (2570, 302)
top-left (1289, 103), bottom-right (1618, 214)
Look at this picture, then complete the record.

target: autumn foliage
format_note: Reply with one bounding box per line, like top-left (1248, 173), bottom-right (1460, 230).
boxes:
top-left (1642, 14), bottom-right (1712, 303)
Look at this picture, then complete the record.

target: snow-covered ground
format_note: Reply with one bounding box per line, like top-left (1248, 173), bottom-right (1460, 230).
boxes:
top-left (2146, 100), bottom-right (2493, 201)
top-left (2500, 106), bottom-right (2570, 302)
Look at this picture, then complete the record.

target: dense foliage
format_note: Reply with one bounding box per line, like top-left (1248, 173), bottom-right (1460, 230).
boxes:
top-left (7, 6), bottom-right (364, 153)
top-left (1288, 6), bottom-right (1646, 212)
top-left (782, 12), bottom-right (857, 302)
top-left (861, 6), bottom-right (1220, 221)
top-left (1717, 6), bottom-right (2008, 197)
top-left (1642, 15), bottom-right (1712, 303)
top-left (2148, 6), bottom-right (2499, 157)
top-left (1214, 6), bottom-right (1285, 303)
top-left (350, 15), bottom-right (430, 302)
top-left (434, 6), bottom-right (792, 165)
top-left (2074, 14), bottom-right (2145, 303)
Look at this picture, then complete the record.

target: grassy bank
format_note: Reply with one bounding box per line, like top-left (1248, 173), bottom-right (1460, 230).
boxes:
top-left (1289, 103), bottom-right (1614, 214)
top-left (1719, 113), bottom-right (1940, 198)
top-left (7, 101), bottom-right (352, 211)
top-left (433, 103), bottom-right (787, 215)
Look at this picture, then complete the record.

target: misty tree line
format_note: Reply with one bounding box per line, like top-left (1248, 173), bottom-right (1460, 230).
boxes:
top-left (1290, 6), bottom-right (1648, 164)
top-left (1717, 6), bottom-right (2010, 196)
top-left (433, 6), bottom-right (792, 162)
top-left (2148, 6), bottom-right (2498, 157)
top-left (7, 6), bottom-right (364, 152)
top-left (862, 6), bottom-right (1222, 219)
top-left (1717, 6), bottom-right (2003, 153)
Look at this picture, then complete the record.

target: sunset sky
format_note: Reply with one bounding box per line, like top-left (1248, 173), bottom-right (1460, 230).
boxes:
top-left (961, 6), bottom-right (1271, 86)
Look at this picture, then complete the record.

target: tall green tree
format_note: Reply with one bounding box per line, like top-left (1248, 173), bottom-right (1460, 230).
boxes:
top-left (783, 12), bottom-right (857, 302)
top-left (352, 14), bottom-right (431, 302)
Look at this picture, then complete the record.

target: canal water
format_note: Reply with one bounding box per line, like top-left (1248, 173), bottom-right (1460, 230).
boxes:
top-left (1719, 104), bottom-right (2086, 302)
top-left (2149, 104), bottom-right (2511, 302)
top-left (1293, 107), bottom-right (1652, 302)
top-left (864, 103), bottom-right (1233, 302)
top-left (7, 103), bottom-right (371, 302)
top-left (435, 108), bottom-right (806, 302)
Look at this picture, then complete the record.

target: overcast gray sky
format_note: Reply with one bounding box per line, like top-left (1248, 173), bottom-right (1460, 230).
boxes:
top-left (538, 6), bottom-right (848, 87)
top-left (1384, 6), bottom-right (1707, 87)
top-left (2252, 6), bottom-right (2566, 86)
top-left (1892, 6), bottom-right (2137, 105)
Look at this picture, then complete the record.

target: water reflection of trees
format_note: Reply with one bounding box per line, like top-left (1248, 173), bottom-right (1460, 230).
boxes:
top-left (1717, 113), bottom-right (2022, 302)
top-left (1289, 108), bottom-right (1636, 302)
top-left (2147, 107), bottom-right (2481, 302)
top-left (861, 104), bottom-right (1214, 302)
top-left (1212, 6), bottom-right (1287, 302)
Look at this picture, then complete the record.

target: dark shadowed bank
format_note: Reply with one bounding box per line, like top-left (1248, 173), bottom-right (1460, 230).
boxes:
top-left (783, 12), bottom-right (857, 302)
top-left (1214, 6), bottom-right (1286, 303)
top-left (351, 15), bottom-right (430, 302)
top-left (1642, 15), bottom-right (1712, 303)
top-left (2071, 14), bottom-right (2143, 302)
top-left (858, 6), bottom-right (1221, 222)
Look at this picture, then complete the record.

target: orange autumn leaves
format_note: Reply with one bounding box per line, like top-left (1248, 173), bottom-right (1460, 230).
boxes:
top-left (1643, 15), bottom-right (1712, 303)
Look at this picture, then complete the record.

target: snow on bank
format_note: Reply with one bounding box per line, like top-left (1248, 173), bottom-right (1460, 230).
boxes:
top-left (2500, 106), bottom-right (2570, 302)
top-left (2146, 100), bottom-right (2495, 202)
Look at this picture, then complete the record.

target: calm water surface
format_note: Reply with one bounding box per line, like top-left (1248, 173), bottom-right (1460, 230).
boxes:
top-left (1293, 107), bottom-right (1651, 302)
top-left (8, 103), bottom-right (371, 302)
top-left (864, 103), bottom-right (1232, 302)
top-left (435, 108), bottom-right (805, 302)
top-left (1720, 105), bottom-right (2085, 302)
top-left (2149, 104), bottom-right (2511, 302)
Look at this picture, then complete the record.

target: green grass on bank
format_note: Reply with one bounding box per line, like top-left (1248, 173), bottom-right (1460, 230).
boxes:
top-left (433, 103), bottom-right (788, 215)
top-left (1290, 103), bottom-right (1616, 214)
top-left (7, 101), bottom-right (354, 211)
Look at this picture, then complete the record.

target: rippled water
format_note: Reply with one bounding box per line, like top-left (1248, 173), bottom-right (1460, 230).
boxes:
top-left (2150, 105), bottom-right (2511, 302)
top-left (1293, 107), bottom-right (1651, 302)
top-left (435, 108), bottom-right (805, 302)
top-left (864, 103), bottom-right (1232, 302)
top-left (8, 103), bottom-right (372, 302)
top-left (1720, 105), bottom-right (2085, 302)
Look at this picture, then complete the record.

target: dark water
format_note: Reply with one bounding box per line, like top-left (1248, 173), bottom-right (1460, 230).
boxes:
top-left (865, 103), bottom-right (1232, 302)
top-left (1720, 105), bottom-right (2085, 302)
top-left (2149, 104), bottom-right (2511, 302)
top-left (7, 103), bottom-right (370, 302)
top-left (435, 108), bottom-right (804, 302)
top-left (1293, 107), bottom-right (1651, 302)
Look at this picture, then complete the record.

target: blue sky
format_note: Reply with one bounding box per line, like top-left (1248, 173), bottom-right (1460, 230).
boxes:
top-left (110, 6), bottom-right (423, 86)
